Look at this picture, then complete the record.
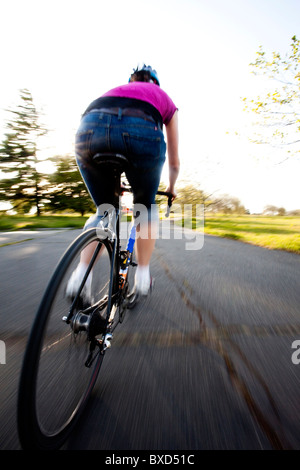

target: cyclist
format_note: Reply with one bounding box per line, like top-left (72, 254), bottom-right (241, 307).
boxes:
top-left (67, 64), bottom-right (180, 300)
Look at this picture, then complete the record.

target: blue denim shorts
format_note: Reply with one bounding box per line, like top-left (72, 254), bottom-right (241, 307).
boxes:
top-left (75, 110), bottom-right (166, 210)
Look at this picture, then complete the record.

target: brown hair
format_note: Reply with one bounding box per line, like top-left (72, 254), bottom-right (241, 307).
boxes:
top-left (129, 70), bottom-right (152, 83)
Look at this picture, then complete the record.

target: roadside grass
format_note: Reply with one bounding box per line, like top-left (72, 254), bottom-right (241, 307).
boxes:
top-left (0, 215), bottom-right (87, 231)
top-left (1, 213), bottom-right (299, 254)
top-left (0, 213), bottom-right (132, 231)
top-left (181, 215), bottom-right (300, 254)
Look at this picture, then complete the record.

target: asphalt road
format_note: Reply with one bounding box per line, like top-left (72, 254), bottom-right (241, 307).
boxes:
top-left (0, 224), bottom-right (300, 450)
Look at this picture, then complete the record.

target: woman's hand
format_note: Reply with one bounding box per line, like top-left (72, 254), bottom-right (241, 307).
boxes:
top-left (166, 186), bottom-right (177, 202)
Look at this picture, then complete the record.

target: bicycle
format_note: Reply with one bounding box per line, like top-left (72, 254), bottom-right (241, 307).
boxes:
top-left (17, 152), bottom-right (172, 450)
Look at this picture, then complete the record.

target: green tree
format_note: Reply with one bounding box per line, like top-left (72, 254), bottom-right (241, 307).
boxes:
top-left (176, 183), bottom-right (205, 207)
top-left (243, 36), bottom-right (300, 159)
top-left (0, 89), bottom-right (47, 215)
top-left (263, 205), bottom-right (286, 216)
top-left (176, 183), bottom-right (219, 214)
top-left (173, 182), bottom-right (206, 224)
top-left (46, 154), bottom-right (94, 216)
top-left (210, 195), bottom-right (246, 214)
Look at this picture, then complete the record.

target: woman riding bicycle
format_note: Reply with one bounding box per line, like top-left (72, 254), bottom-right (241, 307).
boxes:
top-left (69, 64), bottom-right (180, 299)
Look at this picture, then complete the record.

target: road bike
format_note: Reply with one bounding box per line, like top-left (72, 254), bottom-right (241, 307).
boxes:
top-left (17, 152), bottom-right (172, 450)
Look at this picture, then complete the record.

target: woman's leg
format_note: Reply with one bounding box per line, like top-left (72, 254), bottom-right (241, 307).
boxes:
top-left (126, 167), bottom-right (164, 295)
top-left (135, 224), bottom-right (157, 266)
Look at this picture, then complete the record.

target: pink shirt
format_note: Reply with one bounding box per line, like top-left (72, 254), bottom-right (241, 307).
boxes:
top-left (102, 82), bottom-right (177, 125)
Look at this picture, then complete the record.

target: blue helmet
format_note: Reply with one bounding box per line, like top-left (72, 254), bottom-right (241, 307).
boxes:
top-left (129, 64), bottom-right (160, 86)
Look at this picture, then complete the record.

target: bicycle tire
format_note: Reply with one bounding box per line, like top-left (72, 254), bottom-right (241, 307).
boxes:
top-left (17, 228), bottom-right (116, 450)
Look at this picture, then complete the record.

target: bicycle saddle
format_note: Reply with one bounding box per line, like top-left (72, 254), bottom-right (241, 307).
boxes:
top-left (93, 152), bottom-right (130, 171)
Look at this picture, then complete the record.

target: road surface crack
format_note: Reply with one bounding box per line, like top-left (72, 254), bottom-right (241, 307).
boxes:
top-left (154, 251), bottom-right (293, 450)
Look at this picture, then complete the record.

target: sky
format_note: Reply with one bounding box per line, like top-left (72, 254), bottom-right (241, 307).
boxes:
top-left (0, 0), bottom-right (300, 213)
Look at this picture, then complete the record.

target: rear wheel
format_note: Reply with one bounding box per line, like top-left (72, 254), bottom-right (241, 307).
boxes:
top-left (17, 228), bottom-right (115, 450)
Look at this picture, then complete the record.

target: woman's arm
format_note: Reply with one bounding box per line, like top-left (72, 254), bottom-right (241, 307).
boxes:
top-left (165, 110), bottom-right (180, 200)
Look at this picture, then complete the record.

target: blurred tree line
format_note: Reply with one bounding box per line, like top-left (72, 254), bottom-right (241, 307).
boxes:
top-left (174, 185), bottom-right (248, 215)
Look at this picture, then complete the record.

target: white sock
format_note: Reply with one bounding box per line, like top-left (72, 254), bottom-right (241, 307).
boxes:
top-left (135, 265), bottom-right (150, 295)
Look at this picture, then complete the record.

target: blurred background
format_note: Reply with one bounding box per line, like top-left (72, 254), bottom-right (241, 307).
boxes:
top-left (1, 0), bottom-right (300, 451)
top-left (0, 0), bottom-right (299, 217)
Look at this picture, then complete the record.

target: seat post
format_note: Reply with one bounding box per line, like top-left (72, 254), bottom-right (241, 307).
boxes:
top-left (111, 169), bottom-right (122, 210)
top-left (92, 152), bottom-right (130, 209)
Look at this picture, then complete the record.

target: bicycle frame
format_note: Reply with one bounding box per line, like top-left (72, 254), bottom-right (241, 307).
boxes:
top-left (65, 180), bottom-right (172, 357)
top-left (79, 200), bottom-right (137, 352)
top-left (103, 205), bottom-right (128, 333)
top-left (93, 189), bottom-right (172, 351)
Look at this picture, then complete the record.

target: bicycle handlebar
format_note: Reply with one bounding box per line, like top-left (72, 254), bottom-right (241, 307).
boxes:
top-left (156, 191), bottom-right (173, 217)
